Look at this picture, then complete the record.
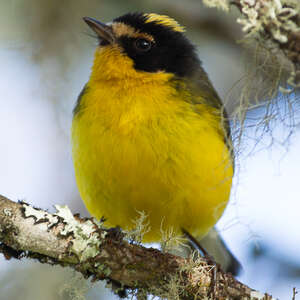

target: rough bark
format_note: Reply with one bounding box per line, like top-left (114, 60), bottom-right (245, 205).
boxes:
top-left (0, 194), bottom-right (276, 299)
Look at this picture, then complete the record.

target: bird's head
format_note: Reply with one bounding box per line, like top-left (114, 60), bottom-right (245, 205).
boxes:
top-left (84, 13), bottom-right (201, 81)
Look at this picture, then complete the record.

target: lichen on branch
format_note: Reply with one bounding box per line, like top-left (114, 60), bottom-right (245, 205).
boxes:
top-left (0, 194), bottom-right (275, 299)
top-left (203, 0), bottom-right (300, 87)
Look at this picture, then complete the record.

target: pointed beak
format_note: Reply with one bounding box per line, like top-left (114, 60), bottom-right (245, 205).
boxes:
top-left (83, 17), bottom-right (115, 44)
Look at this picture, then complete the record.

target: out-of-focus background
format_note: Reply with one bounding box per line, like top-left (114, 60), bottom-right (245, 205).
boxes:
top-left (0, 0), bottom-right (299, 299)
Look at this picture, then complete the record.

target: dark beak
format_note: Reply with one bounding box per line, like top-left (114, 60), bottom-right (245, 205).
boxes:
top-left (83, 17), bottom-right (115, 44)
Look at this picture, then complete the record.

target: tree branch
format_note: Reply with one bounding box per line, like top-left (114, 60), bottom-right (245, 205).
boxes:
top-left (0, 194), bottom-right (275, 299)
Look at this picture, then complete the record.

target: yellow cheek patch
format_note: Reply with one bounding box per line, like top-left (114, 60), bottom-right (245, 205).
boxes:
top-left (112, 22), bottom-right (154, 42)
top-left (89, 45), bottom-right (172, 82)
top-left (144, 13), bottom-right (185, 32)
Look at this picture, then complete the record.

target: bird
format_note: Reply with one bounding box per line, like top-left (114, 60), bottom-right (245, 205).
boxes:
top-left (72, 12), bottom-right (239, 274)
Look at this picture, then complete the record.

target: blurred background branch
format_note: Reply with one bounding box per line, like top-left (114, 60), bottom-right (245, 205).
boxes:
top-left (229, 0), bottom-right (300, 87)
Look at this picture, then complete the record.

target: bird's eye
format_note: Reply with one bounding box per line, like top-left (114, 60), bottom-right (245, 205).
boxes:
top-left (134, 39), bottom-right (152, 52)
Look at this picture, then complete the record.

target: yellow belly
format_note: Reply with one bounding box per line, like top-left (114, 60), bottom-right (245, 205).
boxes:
top-left (72, 79), bottom-right (233, 242)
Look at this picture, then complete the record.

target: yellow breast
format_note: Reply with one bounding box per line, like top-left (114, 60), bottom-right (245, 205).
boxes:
top-left (72, 46), bottom-right (233, 242)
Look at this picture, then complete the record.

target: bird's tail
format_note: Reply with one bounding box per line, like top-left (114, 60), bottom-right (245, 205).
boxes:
top-left (197, 227), bottom-right (241, 275)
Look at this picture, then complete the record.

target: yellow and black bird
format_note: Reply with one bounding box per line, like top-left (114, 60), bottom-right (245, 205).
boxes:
top-left (72, 13), bottom-right (239, 273)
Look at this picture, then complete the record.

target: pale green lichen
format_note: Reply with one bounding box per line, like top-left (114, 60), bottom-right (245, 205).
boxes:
top-left (236, 0), bottom-right (300, 88)
top-left (23, 204), bottom-right (59, 227)
top-left (97, 264), bottom-right (112, 276)
top-left (23, 203), bottom-right (106, 262)
top-left (202, 0), bottom-right (229, 11)
top-left (160, 221), bottom-right (187, 253)
top-left (3, 208), bottom-right (12, 217)
top-left (147, 253), bottom-right (211, 300)
top-left (250, 290), bottom-right (276, 299)
top-left (202, 0), bottom-right (300, 88)
top-left (237, 0), bottom-right (300, 43)
top-left (125, 211), bottom-right (150, 243)
top-left (54, 205), bottom-right (105, 262)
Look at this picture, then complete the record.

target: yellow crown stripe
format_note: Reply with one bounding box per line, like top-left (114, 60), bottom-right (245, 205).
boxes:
top-left (144, 13), bottom-right (185, 32)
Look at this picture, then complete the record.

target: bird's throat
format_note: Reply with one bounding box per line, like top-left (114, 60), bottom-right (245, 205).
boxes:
top-left (89, 45), bottom-right (172, 83)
